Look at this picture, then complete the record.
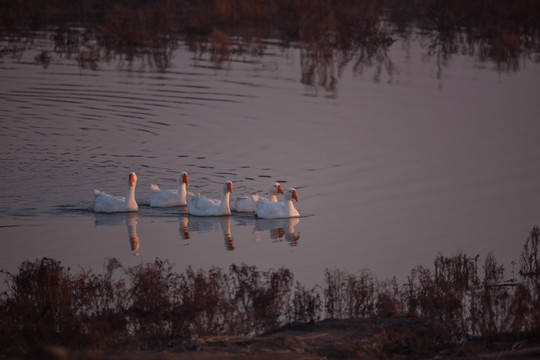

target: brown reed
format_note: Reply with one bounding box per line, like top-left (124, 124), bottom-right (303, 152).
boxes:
top-left (1, 226), bottom-right (539, 358)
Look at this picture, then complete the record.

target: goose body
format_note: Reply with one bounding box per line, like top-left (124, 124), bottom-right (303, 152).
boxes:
top-left (235, 182), bottom-right (284, 213)
top-left (150, 172), bottom-right (190, 207)
top-left (255, 188), bottom-right (300, 219)
top-left (188, 181), bottom-right (233, 216)
top-left (94, 172), bottom-right (138, 213)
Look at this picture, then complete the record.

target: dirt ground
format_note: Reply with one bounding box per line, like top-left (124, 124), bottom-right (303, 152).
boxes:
top-left (42, 318), bottom-right (540, 360)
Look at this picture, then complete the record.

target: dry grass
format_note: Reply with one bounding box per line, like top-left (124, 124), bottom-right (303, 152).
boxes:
top-left (1, 226), bottom-right (540, 358)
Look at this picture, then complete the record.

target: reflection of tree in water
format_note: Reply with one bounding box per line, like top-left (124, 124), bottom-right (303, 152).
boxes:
top-left (409, 0), bottom-right (540, 77)
top-left (299, 42), bottom-right (396, 94)
top-left (300, 49), bottom-right (338, 93)
top-left (1, 0), bottom-right (539, 84)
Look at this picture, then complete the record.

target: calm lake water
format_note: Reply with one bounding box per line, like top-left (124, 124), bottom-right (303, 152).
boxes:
top-left (1, 33), bottom-right (540, 286)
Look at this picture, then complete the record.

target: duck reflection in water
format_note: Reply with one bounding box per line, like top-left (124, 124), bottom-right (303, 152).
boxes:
top-left (178, 216), bottom-right (190, 240)
top-left (185, 215), bottom-right (235, 251)
top-left (254, 217), bottom-right (300, 246)
top-left (94, 212), bottom-right (140, 255)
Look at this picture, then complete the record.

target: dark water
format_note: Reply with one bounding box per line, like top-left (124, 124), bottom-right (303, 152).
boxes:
top-left (1, 32), bottom-right (540, 286)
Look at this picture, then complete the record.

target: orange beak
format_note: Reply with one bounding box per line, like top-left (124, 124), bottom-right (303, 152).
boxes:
top-left (183, 173), bottom-right (189, 186)
top-left (277, 184), bottom-right (284, 195)
top-left (129, 173), bottom-right (136, 186)
top-left (292, 189), bottom-right (299, 202)
top-left (227, 181), bottom-right (233, 193)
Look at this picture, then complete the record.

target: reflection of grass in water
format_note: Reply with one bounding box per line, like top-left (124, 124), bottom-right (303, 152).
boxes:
top-left (1, 227), bottom-right (539, 357)
top-left (1, 0), bottom-right (539, 79)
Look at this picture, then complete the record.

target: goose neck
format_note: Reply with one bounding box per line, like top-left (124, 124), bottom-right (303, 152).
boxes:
top-left (221, 192), bottom-right (231, 212)
top-left (179, 183), bottom-right (187, 202)
top-left (125, 185), bottom-right (137, 209)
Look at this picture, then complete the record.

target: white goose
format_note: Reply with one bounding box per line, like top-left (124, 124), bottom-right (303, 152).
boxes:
top-left (255, 187), bottom-right (300, 219)
top-left (187, 181), bottom-right (233, 216)
top-left (94, 172), bottom-right (138, 213)
top-left (235, 182), bottom-right (284, 213)
top-left (150, 172), bottom-right (190, 207)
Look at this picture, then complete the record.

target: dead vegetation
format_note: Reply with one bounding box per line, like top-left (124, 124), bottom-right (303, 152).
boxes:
top-left (1, 226), bottom-right (540, 359)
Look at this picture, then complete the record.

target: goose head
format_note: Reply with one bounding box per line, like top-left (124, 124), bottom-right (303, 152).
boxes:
top-left (179, 172), bottom-right (189, 186)
top-left (128, 172), bottom-right (137, 187)
top-left (224, 180), bottom-right (233, 194)
top-left (285, 188), bottom-right (299, 202)
top-left (271, 182), bottom-right (285, 196)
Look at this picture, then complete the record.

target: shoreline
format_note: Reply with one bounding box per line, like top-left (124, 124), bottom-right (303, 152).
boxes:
top-left (39, 318), bottom-right (540, 359)
top-left (1, 241), bottom-right (539, 359)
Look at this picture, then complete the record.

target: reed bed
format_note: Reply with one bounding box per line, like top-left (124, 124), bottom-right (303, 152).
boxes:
top-left (1, 226), bottom-right (539, 358)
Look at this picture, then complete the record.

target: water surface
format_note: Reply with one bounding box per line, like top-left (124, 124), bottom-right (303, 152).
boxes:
top-left (1, 34), bottom-right (539, 285)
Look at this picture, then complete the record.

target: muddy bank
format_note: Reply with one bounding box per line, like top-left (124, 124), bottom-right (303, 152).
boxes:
top-left (40, 318), bottom-right (540, 360)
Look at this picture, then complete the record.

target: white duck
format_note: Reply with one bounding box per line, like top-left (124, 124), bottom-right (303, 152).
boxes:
top-left (94, 172), bottom-right (138, 213)
top-left (255, 187), bottom-right (300, 219)
top-left (187, 180), bottom-right (233, 216)
top-left (235, 182), bottom-right (284, 213)
top-left (150, 172), bottom-right (190, 207)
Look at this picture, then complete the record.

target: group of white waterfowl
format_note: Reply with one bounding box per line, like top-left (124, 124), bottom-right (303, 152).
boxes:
top-left (93, 171), bottom-right (300, 219)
